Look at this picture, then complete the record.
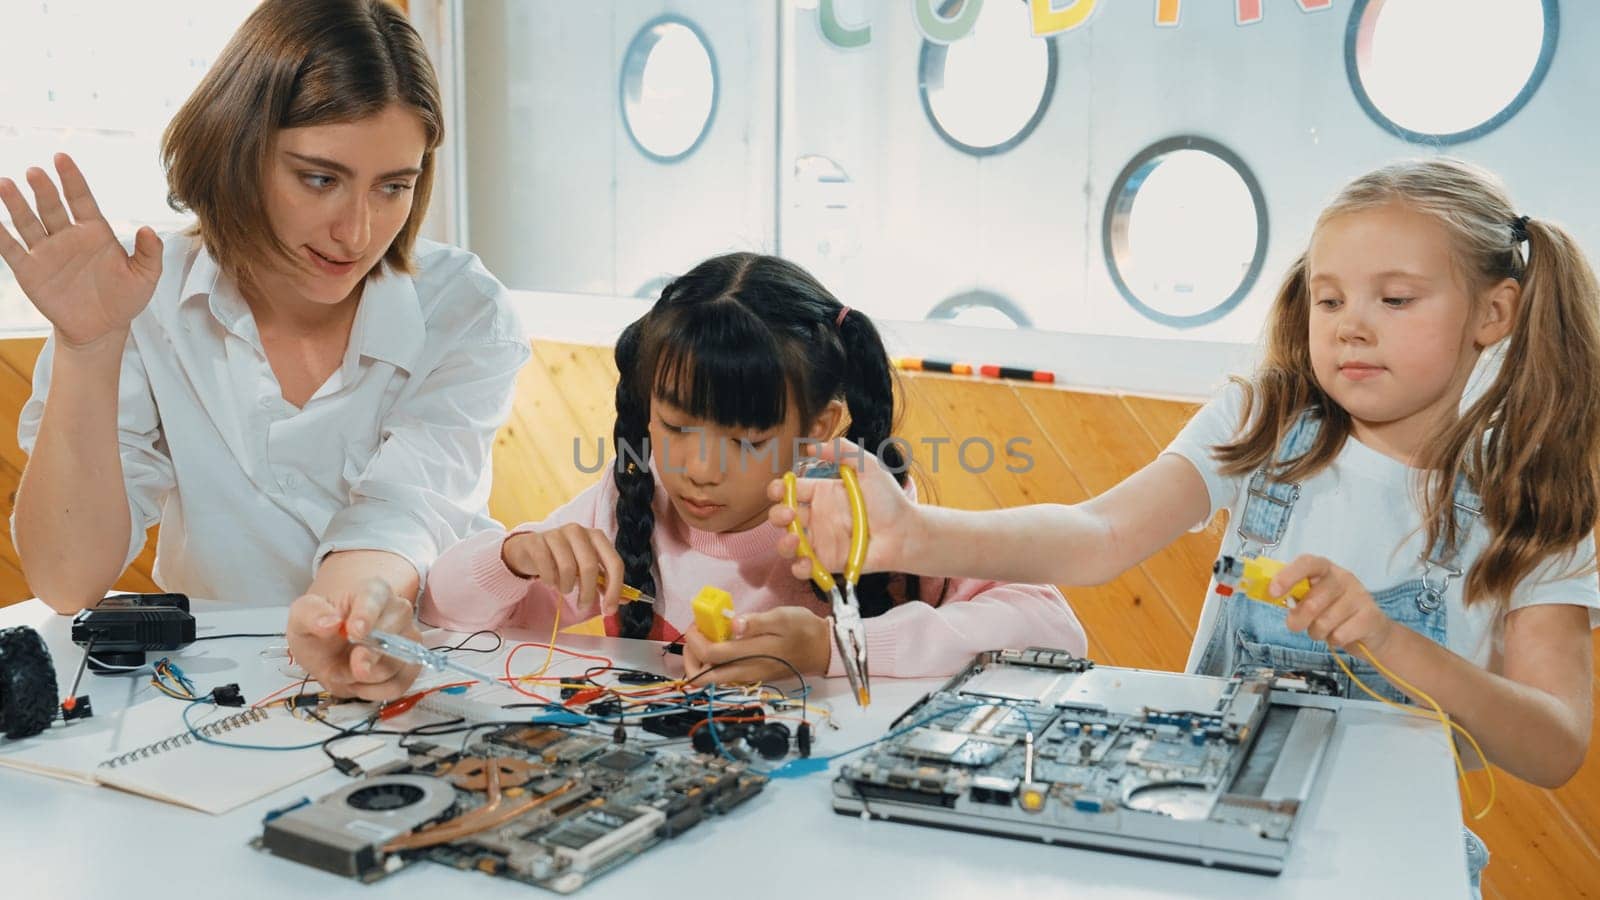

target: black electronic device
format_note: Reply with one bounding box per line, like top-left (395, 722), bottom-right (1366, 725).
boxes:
top-left (71, 592), bottom-right (195, 670)
top-left (96, 592), bottom-right (192, 613)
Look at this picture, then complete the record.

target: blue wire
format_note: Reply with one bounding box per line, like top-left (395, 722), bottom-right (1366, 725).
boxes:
top-left (704, 683), bottom-right (740, 763)
top-left (766, 701), bottom-right (1019, 779)
top-left (1011, 705), bottom-right (1035, 735)
top-left (181, 699), bottom-right (335, 751)
top-left (151, 658), bottom-right (201, 700)
top-left (530, 709), bottom-right (589, 727)
top-left (164, 659), bottom-right (197, 695)
top-left (816, 702), bottom-right (991, 764)
top-left (690, 682), bottom-right (792, 765)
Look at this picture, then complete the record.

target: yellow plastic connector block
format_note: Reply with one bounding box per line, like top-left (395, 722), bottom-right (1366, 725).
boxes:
top-left (1238, 556), bottom-right (1311, 607)
top-left (1019, 784), bottom-right (1048, 813)
top-left (691, 586), bottom-right (735, 643)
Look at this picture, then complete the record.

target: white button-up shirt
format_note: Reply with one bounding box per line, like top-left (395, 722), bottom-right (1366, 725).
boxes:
top-left (17, 234), bottom-right (530, 605)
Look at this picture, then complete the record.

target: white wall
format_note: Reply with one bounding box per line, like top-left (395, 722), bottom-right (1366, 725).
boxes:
top-left (461, 0), bottom-right (1590, 398)
top-left (463, 0), bottom-right (779, 299)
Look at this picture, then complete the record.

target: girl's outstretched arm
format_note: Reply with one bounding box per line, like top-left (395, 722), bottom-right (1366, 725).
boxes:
top-left (770, 440), bottom-right (1211, 588)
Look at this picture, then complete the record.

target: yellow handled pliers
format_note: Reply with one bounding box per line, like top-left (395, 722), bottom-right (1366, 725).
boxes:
top-left (782, 462), bottom-right (871, 707)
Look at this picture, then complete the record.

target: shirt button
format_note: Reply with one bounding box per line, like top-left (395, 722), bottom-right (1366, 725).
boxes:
top-left (258, 396), bottom-right (275, 410)
top-left (282, 472), bottom-right (301, 488)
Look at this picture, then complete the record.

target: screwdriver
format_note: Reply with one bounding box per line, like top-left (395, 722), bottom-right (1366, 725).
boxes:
top-left (340, 579), bottom-right (501, 684)
top-left (346, 625), bottom-right (502, 685)
top-left (595, 571), bottom-right (656, 606)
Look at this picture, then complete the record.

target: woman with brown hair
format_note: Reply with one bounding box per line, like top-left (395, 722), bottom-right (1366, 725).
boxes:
top-left (0, 0), bottom-right (527, 700)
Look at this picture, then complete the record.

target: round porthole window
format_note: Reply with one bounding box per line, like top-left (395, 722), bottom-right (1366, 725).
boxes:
top-left (1346, 0), bottom-right (1556, 144)
top-left (1102, 137), bottom-right (1267, 330)
top-left (918, 0), bottom-right (1056, 157)
top-left (620, 16), bottom-right (718, 163)
top-left (926, 290), bottom-right (1032, 329)
top-left (634, 275), bottom-right (674, 301)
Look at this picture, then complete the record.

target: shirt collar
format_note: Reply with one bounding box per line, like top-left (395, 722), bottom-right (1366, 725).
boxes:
top-left (178, 241), bottom-right (222, 314)
top-left (350, 266), bottom-right (426, 373)
top-left (180, 246), bottom-right (425, 373)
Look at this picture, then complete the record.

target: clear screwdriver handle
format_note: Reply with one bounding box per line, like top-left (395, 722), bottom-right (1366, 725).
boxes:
top-left (352, 628), bottom-right (502, 685)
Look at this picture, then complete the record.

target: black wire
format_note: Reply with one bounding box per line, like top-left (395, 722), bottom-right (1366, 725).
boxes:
top-left (458, 721), bottom-right (511, 753)
top-left (306, 706), bottom-right (395, 767)
top-left (850, 779), bottom-right (876, 819)
top-left (581, 664), bottom-right (673, 685)
top-left (560, 658), bottom-right (812, 734)
top-left (192, 632), bottom-right (286, 641)
top-left (307, 688), bottom-right (600, 771)
top-left (303, 675), bottom-right (569, 765)
top-left (397, 717), bottom-right (468, 752)
top-left (685, 654), bottom-right (809, 696)
top-left (411, 718), bottom-right (578, 755)
top-left (313, 685), bottom-right (760, 774)
top-left (682, 654), bottom-right (810, 732)
top-left (310, 709), bottom-right (537, 766)
top-left (304, 704), bottom-right (385, 737)
top-left (287, 674), bottom-right (315, 710)
top-left (395, 714), bottom-right (582, 753)
top-left (427, 629), bottom-right (503, 655)
top-left (309, 655), bottom-right (804, 771)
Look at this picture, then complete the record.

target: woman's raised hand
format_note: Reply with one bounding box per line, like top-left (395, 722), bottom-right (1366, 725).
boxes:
top-left (0, 154), bottom-right (162, 349)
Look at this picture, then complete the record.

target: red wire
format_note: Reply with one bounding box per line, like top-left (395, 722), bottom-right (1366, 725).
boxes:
top-left (253, 677), bottom-right (317, 709)
top-left (380, 680), bottom-right (477, 719)
top-left (500, 641), bottom-right (616, 701)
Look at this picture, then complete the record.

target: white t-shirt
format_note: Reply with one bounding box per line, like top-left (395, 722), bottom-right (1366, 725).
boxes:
top-left (15, 234), bottom-right (530, 605)
top-left (1164, 384), bottom-right (1600, 672)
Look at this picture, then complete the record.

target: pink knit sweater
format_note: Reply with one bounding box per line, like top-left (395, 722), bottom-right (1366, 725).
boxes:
top-left (421, 476), bottom-right (1086, 679)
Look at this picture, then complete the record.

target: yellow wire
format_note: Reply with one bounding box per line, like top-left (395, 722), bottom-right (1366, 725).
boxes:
top-left (151, 675), bottom-right (194, 700)
top-left (150, 661), bottom-right (197, 701)
top-left (789, 701), bottom-right (835, 725)
top-left (151, 682), bottom-right (193, 701)
top-left (502, 608), bottom-right (832, 728)
top-left (515, 607), bottom-right (563, 684)
top-left (1355, 643), bottom-right (1496, 818)
top-left (1332, 641), bottom-right (1496, 820)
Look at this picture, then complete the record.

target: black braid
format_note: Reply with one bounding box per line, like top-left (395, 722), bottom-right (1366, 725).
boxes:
top-left (612, 321), bottom-right (658, 638)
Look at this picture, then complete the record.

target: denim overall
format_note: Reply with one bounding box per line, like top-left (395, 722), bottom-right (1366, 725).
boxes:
top-left (1194, 410), bottom-right (1490, 894)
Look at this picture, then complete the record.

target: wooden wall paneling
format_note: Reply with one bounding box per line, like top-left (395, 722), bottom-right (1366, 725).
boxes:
top-left (0, 339), bottom-right (43, 475)
top-left (888, 377), bottom-right (1112, 660)
top-left (904, 374), bottom-right (1192, 670)
top-left (893, 377), bottom-right (1004, 512)
top-left (488, 360), bottom-right (588, 528)
top-left (535, 342), bottom-right (620, 439)
top-left (1015, 386), bottom-right (1214, 642)
top-left (1471, 775), bottom-right (1598, 898)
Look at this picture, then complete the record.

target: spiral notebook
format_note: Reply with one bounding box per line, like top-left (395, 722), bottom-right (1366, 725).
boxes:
top-left (0, 700), bottom-right (382, 815)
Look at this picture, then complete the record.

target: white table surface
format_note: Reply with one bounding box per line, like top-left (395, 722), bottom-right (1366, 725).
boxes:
top-left (0, 599), bottom-right (1470, 898)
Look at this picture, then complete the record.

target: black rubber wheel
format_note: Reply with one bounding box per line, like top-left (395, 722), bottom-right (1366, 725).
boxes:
top-left (0, 626), bottom-right (58, 740)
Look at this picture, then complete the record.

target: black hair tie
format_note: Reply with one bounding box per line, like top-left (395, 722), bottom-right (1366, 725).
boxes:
top-left (1510, 215), bottom-right (1531, 244)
